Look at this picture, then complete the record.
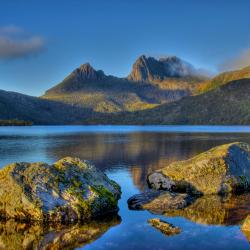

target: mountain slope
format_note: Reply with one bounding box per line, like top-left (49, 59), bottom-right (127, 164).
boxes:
top-left (0, 90), bottom-right (91, 124)
top-left (86, 78), bottom-right (250, 125)
top-left (43, 57), bottom-right (206, 113)
top-left (197, 66), bottom-right (250, 94)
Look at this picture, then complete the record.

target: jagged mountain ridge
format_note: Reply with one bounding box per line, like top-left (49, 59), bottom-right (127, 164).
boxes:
top-left (43, 56), bottom-right (206, 113)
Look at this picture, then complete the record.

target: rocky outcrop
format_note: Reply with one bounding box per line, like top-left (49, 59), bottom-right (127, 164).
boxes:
top-left (0, 215), bottom-right (120, 249)
top-left (127, 190), bottom-right (194, 212)
top-left (0, 157), bottom-right (121, 222)
top-left (148, 142), bottom-right (250, 195)
top-left (241, 215), bottom-right (250, 241)
top-left (148, 218), bottom-right (181, 236)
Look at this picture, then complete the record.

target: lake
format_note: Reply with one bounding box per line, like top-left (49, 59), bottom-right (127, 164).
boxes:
top-left (0, 125), bottom-right (250, 250)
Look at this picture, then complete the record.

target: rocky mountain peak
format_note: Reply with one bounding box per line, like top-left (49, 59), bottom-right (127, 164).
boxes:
top-left (128, 55), bottom-right (198, 82)
top-left (72, 63), bottom-right (106, 82)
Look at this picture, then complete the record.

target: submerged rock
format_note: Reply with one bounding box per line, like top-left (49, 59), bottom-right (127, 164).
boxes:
top-left (148, 218), bottom-right (181, 236)
top-left (0, 215), bottom-right (120, 250)
top-left (241, 215), bottom-right (250, 242)
top-left (148, 142), bottom-right (250, 195)
top-left (0, 157), bottom-right (121, 222)
top-left (128, 190), bottom-right (195, 212)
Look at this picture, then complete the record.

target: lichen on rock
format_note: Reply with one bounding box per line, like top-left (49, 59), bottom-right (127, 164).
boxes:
top-left (147, 142), bottom-right (250, 195)
top-left (0, 157), bottom-right (121, 222)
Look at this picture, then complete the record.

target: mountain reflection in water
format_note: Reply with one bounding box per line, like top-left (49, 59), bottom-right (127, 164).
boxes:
top-left (44, 132), bottom-right (250, 191)
top-left (1, 127), bottom-right (250, 250)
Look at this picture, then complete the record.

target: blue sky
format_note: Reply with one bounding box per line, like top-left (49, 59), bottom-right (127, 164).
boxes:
top-left (1, 0), bottom-right (250, 96)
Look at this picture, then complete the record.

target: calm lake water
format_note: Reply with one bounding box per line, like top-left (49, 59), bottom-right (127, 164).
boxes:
top-left (0, 125), bottom-right (250, 250)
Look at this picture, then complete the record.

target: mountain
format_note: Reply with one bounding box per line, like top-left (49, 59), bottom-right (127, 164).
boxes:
top-left (197, 66), bottom-right (250, 94)
top-left (0, 90), bottom-right (91, 124)
top-left (43, 57), bottom-right (206, 113)
top-left (85, 78), bottom-right (250, 125)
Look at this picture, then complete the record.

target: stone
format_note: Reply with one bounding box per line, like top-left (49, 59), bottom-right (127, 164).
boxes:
top-left (0, 157), bottom-right (121, 222)
top-left (148, 218), bottom-right (181, 236)
top-left (147, 142), bottom-right (250, 195)
top-left (127, 190), bottom-right (195, 212)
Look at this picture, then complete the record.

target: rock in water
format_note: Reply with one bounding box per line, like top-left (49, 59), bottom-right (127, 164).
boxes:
top-left (148, 218), bottom-right (181, 236)
top-left (148, 142), bottom-right (250, 195)
top-left (0, 157), bottom-right (121, 222)
top-left (127, 190), bottom-right (195, 212)
top-left (241, 215), bottom-right (250, 241)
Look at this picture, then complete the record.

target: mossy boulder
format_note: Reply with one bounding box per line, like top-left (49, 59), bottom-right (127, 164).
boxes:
top-left (0, 157), bottom-right (121, 222)
top-left (148, 142), bottom-right (250, 195)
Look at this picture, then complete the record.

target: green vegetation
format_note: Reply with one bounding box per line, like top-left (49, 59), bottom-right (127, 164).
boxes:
top-left (86, 78), bottom-right (250, 125)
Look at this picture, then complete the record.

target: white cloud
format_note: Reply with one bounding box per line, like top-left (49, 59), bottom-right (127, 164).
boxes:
top-left (0, 25), bottom-right (46, 60)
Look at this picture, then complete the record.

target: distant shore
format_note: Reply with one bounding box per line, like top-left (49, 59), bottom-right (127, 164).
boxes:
top-left (0, 120), bottom-right (33, 126)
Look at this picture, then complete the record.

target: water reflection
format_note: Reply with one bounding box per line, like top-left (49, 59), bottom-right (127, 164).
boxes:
top-left (0, 128), bottom-right (250, 249)
top-left (0, 216), bottom-right (121, 250)
top-left (45, 133), bottom-right (250, 191)
top-left (146, 194), bottom-right (250, 226)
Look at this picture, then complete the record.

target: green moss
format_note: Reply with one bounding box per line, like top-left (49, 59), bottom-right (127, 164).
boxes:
top-left (91, 185), bottom-right (117, 207)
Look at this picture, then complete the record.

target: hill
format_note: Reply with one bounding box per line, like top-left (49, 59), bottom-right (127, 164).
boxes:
top-left (0, 90), bottom-right (91, 124)
top-left (85, 78), bottom-right (250, 125)
top-left (197, 66), bottom-right (250, 94)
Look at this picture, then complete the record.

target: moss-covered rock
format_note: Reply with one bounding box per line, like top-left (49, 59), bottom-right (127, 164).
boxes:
top-left (148, 142), bottom-right (250, 195)
top-left (0, 157), bottom-right (121, 222)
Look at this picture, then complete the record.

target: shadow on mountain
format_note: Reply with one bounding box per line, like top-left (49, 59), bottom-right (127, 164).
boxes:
top-left (0, 215), bottom-right (121, 250)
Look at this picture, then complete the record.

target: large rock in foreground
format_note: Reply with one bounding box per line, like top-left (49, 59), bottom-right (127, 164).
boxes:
top-left (0, 157), bottom-right (121, 222)
top-left (148, 142), bottom-right (250, 195)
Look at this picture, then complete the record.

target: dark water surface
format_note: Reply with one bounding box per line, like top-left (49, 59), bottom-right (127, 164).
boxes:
top-left (0, 125), bottom-right (250, 250)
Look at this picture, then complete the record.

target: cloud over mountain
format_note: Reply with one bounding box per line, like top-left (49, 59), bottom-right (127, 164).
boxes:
top-left (0, 25), bottom-right (45, 60)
